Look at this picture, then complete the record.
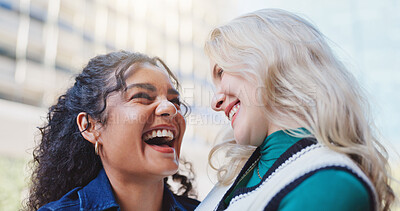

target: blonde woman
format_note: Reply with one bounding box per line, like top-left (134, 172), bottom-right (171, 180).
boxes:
top-left (196, 9), bottom-right (394, 211)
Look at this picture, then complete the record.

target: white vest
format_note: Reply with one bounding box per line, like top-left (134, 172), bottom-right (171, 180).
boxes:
top-left (196, 143), bottom-right (377, 211)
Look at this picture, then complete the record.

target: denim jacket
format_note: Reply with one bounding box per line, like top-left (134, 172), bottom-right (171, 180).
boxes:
top-left (39, 169), bottom-right (199, 211)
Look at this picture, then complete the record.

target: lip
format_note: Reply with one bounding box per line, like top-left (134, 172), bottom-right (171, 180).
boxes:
top-left (224, 99), bottom-right (240, 119)
top-left (148, 144), bottom-right (175, 153)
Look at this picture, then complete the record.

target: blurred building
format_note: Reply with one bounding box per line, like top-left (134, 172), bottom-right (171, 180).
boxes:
top-left (0, 0), bottom-right (236, 107)
top-left (0, 0), bottom-right (237, 200)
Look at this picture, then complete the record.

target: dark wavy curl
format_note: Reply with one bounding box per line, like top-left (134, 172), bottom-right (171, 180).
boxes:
top-left (25, 51), bottom-right (195, 210)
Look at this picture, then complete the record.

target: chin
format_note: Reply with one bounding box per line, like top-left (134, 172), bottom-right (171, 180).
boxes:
top-left (157, 161), bottom-right (179, 176)
top-left (159, 167), bottom-right (179, 177)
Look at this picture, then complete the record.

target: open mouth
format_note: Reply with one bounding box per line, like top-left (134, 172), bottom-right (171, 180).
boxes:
top-left (227, 101), bottom-right (240, 121)
top-left (143, 129), bottom-right (175, 147)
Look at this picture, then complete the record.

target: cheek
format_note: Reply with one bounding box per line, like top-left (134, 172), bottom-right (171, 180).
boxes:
top-left (126, 110), bottom-right (148, 125)
top-left (242, 83), bottom-right (260, 105)
top-left (178, 116), bottom-right (186, 135)
top-left (178, 116), bottom-right (186, 137)
top-left (219, 76), bottom-right (235, 92)
top-left (176, 115), bottom-right (186, 152)
top-left (101, 109), bottom-right (149, 146)
top-left (110, 106), bottom-right (152, 126)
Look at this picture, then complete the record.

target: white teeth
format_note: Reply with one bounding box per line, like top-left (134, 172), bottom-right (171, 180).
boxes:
top-left (229, 103), bottom-right (240, 121)
top-left (143, 129), bottom-right (175, 141)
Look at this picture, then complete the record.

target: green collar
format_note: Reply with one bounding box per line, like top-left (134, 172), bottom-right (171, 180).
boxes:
top-left (247, 128), bottom-right (310, 187)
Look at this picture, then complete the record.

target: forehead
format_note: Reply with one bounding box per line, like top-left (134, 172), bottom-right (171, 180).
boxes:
top-left (125, 64), bottom-right (174, 88)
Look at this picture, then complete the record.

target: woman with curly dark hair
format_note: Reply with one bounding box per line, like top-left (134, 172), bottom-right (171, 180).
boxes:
top-left (26, 51), bottom-right (199, 211)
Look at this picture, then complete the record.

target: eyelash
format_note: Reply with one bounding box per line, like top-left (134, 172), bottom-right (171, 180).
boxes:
top-left (130, 93), bottom-right (181, 107)
top-left (131, 93), bottom-right (153, 101)
top-left (170, 98), bottom-right (181, 107)
top-left (217, 68), bottom-right (224, 77)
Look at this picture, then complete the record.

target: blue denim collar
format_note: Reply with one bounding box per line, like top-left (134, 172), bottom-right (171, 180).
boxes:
top-left (162, 184), bottom-right (186, 211)
top-left (77, 168), bottom-right (187, 211)
top-left (78, 168), bottom-right (119, 210)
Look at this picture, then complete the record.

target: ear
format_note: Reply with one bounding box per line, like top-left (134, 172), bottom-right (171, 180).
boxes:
top-left (77, 112), bottom-right (99, 145)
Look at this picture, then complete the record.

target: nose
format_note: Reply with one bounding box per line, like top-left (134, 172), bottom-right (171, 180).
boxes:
top-left (155, 100), bottom-right (178, 118)
top-left (211, 93), bottom-right (225, 111)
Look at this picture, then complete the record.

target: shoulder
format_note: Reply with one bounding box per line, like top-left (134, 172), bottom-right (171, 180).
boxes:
top-left (38, 187), bottom-right (81, 211)
top-left (174, 194), bottom-right (201, 210)
top-left (163, 185), bottom-right (200, 211)
top-left (278, 169), bottom-right (371, 211)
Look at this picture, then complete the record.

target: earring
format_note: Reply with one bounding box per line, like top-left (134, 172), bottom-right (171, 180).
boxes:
top-left (95, 141), bottom-right (99, 155)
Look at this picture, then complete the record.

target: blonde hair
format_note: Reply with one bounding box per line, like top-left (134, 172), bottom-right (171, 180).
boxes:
top-left (205, 8), bottom-right (394, 210)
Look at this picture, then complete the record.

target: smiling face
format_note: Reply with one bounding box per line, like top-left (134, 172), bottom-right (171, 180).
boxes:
top-left (210, 61), bottom-right (270, 146)
top-left (97, 63), bottom-right (186, 179)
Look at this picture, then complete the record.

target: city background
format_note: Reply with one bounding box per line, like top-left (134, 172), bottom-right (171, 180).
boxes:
top-left (0, 0), bottom-right (399, 210)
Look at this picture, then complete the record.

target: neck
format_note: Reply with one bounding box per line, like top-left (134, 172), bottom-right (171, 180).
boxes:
top-left (267, 121), bottom-right (302, 137)
top-left (266, 124), bottom-right (281, 137)
top-left (105, 168), bottom-right (165, 211)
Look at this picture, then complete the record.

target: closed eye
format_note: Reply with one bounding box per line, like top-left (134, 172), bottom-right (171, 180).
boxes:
top-left (130, 92), bottom-right (155, 102)
top-left (170, 98), bottom-right (181, 108)
top-left (217, 68), bottom-right (224, 78)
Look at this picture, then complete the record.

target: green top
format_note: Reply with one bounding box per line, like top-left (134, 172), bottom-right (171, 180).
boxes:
top-left (224, 129), bottom-right (371, 211)
top-left (247, 129), bottom-right (303, 187)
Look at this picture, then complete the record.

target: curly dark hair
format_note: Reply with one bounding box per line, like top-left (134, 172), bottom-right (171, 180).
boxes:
top-left (26, 51), bottom-right (195, 210)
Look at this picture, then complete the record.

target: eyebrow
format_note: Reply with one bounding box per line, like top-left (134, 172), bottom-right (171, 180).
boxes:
top-left (126, 83), bottom-right (179, 96)
top-left (126, 83), bottom-right (156, 92)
